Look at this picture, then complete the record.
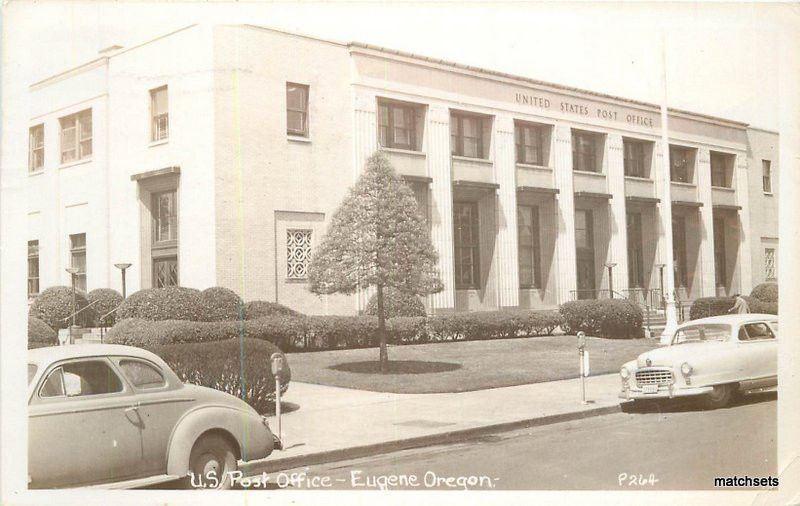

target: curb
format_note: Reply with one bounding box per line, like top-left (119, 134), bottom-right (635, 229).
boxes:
top-left (242, 403), bottom-right (621, 475)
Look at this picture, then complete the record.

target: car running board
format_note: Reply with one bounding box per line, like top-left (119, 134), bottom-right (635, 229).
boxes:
top-left (85, 474), bottom-right (182, 490)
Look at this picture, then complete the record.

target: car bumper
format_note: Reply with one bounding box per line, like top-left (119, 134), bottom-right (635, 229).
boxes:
top-left (619, 385), bottom-right (714, 400)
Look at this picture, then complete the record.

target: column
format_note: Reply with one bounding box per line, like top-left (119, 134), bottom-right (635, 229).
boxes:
top-left (606, 134), bottom-right (629, 296)
top-left (553, 124), bottom-right (577, 304)
top-left (353, 92), bottom-right (378, 311)
top-left (427, 105), bottom-right (456, 311)
top-left (735, 153), bottom-right (753, 294)
top-left (696, 147), bottom-right (716, 297)
top-left (493, 115), bottom-right (520, 307)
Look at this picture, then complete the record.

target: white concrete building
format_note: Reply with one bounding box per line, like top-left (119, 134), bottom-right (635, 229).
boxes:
top-left (24, 24), bottom-right (779, 314)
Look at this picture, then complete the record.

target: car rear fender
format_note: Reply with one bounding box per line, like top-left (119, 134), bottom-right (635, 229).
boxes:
top-left (166, 405), bottom-right (273, 476)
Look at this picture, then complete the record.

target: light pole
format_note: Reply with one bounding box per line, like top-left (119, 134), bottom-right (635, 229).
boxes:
top-left (114, 263), bottom-right (132, 298)
top-left (605, 262), bottom-right (617, 298)
top-left (656, 263), bottom-right (666, 309)
top-left (65, 267), bottom-right (80, 343)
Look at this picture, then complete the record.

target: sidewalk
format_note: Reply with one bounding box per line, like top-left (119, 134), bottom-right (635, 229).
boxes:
top-left (242, 373), bottom-right (623, 474)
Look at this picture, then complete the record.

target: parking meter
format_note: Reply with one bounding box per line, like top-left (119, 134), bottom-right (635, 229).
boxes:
top-left (576, 332), bottom-right (587, 404)
top-left (270, 353), bottom-right (284, 442)
top-left (577, 331), bottom-right (586, 351)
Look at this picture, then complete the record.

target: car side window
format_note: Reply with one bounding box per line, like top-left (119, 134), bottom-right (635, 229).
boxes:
top-left (58, 360), bottom-right (124, 397)
top-left (118, 359), bottom-right (166, 389)
top-left (39, 367), bottom-right (65, 397)
top-left (742, 323), bottom-right (775, 341)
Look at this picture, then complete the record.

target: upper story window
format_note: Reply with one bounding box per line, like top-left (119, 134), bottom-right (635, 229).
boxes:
top-left (572, 130), bottom-right (604, 173)
top-left (29, 124), bottom-right (44, 172)
top-left (60, 109), bottom-right (92, 164)
top-left (451, 112), bottom-right (489, 159)
top-left (69, 233), bottom-right (87, 292)
top-left (150, 86), bottom-right (169, 142)
top-left (28, 240), bottom-right (39, 298)
top-left (710, 151), bottom-right (734, 188)
top-left (286, 83), bottom-right (309, 137)
top-left (378, 99), bottom-right (423, 151)
top-left (762, 160), bottom-right (772, 193)
top-left (515, 122), bottom-right (549, 166)
top-left (623, 138), bottom-right (651, 178)
top-left (669, 145), bottom-right (695, 184)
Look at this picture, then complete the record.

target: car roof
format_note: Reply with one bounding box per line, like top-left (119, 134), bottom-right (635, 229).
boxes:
top-left (28, 344), bottom-right (160, 364)
top-left (680, 313), bottom-right (778, 327)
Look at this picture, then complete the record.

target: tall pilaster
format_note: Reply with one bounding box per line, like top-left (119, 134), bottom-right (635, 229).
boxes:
top-left (427, 105), bottom-right (456, 311)
top-left (735, 154), bottom-right (753, 294)
top-left (353, 92), bottom-right (378, 311)
top-left (696, 147), bottom-right (717, 297)
top-left (553, 124), bottom-right (577, 304)
top-left (493, 115), bottom-right (520, 307)
top-left (606, 134), bottom-right (629, 295)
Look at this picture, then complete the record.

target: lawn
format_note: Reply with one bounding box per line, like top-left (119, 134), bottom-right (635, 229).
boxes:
top-left (286, 335), bottom-right (659, 394)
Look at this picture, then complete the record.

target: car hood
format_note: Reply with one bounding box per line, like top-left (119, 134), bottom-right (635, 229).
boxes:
top-left (637, 341), bottom-right (723, 368)
top-left (181, 383), bottom-right (258, 416)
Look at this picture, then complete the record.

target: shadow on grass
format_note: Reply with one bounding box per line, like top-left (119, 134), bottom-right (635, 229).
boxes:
top-left (329, 360), bottom-right (462, 375)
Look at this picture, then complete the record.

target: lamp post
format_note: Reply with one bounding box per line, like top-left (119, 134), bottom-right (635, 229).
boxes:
top-left (114, 263), bottom-right (132, 298)
top-left (656, 263), bottom-right (666, 309)
top-left (605, 262), bottom-right (617, 298)
top-left (65, 267), bottom-right (80, 344)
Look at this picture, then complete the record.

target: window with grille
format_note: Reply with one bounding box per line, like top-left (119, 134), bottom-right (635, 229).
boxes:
top-left (451, 113), bottom-right (487, 159)
top-left (287, 229), bottom-right (312, 280)
top-left (152, 190), bottom-right (178, 244)
top-left (150, 189), bottom-right (178, 288)
top-left (517, 205), bottom-right (541, 288)
top-left (60, 110), bottom-right (92, 164)
top-left (150, 86), bottom-right (169, 142)
top-left (710, 151), bottom-right (732, 188)
top-left (153, 257), bottom-right (178, 288)
top-left (762, 160), bottom-right (772, 193)
top-left (623, 138), bottom-right (649, 178)
top-left (28, 240), bottom-right (39, 297)
top-left (29, 125), bottom-right (44, 172)
top-left (669, 145), bottom-right (694, 183)
top-left (714, 217), bottom-right (727, 286)
top-left (69, 233), bottom-right (87, 292)
top-left (453, 202), bottom-right (480, 288)
top-left (764, 248), bottom-right (776, 280)
top-left (378, 100), bottom-right (421, 151)
top-left (286, 83), bottom-right (309, 137)
top-left (515, 122), bottom-right (547, 166)
top-left (572, 130), bottom-right (602, 172)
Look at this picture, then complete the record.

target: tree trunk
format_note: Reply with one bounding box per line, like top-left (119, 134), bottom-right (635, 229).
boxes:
top-left (377, 283), bottom-right (388, 373)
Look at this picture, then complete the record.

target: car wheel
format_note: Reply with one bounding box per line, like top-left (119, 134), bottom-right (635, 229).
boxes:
top-left (187, 433), bottom-right (238, 489)
top-left (702, 384), bottom-right (735, 409)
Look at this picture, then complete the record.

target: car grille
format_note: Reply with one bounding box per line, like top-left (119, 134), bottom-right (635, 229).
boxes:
top-left (635, 368), bottom-right (674, 386)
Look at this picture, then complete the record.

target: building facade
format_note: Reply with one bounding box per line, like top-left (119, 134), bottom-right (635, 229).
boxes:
top-left (24, 24), bottom-right (780, 315)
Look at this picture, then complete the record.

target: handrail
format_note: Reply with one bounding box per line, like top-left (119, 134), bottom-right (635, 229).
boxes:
top-left (98, 304), bottom-right (122, 326)
top-left (62, 299), bottom-right (101, 324)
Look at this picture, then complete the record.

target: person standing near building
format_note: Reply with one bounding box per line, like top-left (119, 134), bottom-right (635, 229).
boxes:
top-left (729, 294), bottom-right (750, 314)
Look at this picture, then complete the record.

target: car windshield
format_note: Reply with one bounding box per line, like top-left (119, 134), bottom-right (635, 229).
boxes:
top-left (672, 324), bottom-right (731, 345)
top-left (28, 364), bottom-right (37, 385)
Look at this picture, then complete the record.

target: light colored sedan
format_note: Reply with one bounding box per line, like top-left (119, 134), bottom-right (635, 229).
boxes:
top-left (619, 314), bottom-right (777, 409)
top-left (28, 344), bottom-right (279, 489)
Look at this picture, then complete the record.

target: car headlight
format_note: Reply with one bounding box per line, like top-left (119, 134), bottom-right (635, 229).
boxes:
top-left (680, 362), bottom-right (692, 376)
top-left (620, 367), bottom-right (630, 380)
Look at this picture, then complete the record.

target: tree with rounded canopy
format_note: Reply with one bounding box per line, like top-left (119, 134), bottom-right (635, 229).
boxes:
top-left (308, 152), bottom-right (443, 372)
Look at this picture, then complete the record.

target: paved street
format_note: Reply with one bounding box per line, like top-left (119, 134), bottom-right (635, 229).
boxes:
top-left (258, 393), bottom-right (776, 491)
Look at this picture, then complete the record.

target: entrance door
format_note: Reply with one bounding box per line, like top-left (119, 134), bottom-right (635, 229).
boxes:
top-left (627, 212), bottom-right (645, 288)
top-left (575, 209), bottom-right (596, 299)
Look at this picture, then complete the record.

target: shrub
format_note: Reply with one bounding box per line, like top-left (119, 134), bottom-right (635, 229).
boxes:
top-left (117, 287), bottom-right (205, 322)
top-left (28, 316), bottom-right (58, 349)
top-left (200, 287), bottom-right (245, 322)
top-left (387, 317), bottom-right (428, 344)
top-left (29, 286), bottom-right (90, 330)
top-left (743, 295), bottom-right (778, 315)
top-left (150, 338), bottom-right (291, 414)
top-left (87, 288), bottom-right (124, 327)
top-left (689, 296), bottom-right (734, 320)
top-left (365, 288), bottom-right (426, 319)
top-left (244, 300), bottom-right (301, 320)
top-left (750, 282), bottom-right (778, 303)
top-left (559, 299), bottom-right (643, 339)
top-left (426, 310), bottom-right (563, 342)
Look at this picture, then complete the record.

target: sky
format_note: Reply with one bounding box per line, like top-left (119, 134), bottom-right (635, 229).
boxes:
top-left (2, 1), bottom-right (793, 130)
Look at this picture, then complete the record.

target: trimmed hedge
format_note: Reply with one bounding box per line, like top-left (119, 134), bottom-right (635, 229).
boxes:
top-left (200, 287), bottom-right (244, 322)
top-left (87, 288), bottom-right (124, 327)
top-left (29, 286), bottom-right (90, 330)
top-left (117, 287), bottom-right (205, 322)
top-left (750, 282), bottom-right (778, 303)
top-left (28, 316), bottom-right (58, 349)
top-left (150, 338), bottom-right (290, 414)
top-left (559, 299), bottom-right (643, 339)
top-left (365, 289), bottom-right (426, 319)
top-left (689, 296), bottom-right (734, 320)
top-left (244, 300), bottom-right (301, 320)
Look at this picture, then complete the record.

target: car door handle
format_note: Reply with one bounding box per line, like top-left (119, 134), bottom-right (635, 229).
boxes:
top-left (125, 402), bottom-right (140, 413)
